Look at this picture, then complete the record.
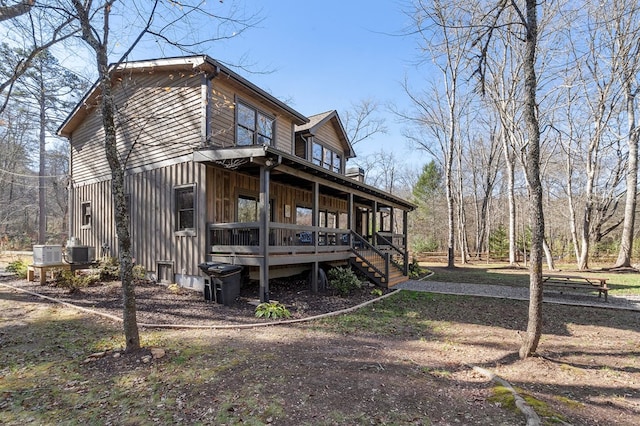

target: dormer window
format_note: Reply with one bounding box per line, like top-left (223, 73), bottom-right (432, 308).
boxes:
top-left (312, 141), bottom-right (342, 173)
top-left (237, 101), bottom-right (274, 146)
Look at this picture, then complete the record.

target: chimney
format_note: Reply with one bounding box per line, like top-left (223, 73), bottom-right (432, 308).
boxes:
top-left (346, 166), bottom-right (365, 183)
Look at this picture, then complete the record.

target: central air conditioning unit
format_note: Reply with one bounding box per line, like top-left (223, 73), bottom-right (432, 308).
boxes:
top-left (33, 245), bottom-right (63, 266)
top-left (66, 245), bottom-right (95, 264)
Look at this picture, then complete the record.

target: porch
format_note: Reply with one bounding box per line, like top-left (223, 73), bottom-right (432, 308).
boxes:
top-left (194, 145), bottom-right (415, 302)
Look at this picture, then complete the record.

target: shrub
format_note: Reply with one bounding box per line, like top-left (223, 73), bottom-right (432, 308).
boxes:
top-left (412, 236), bottom-right (439, 253)
top-left (98, 257), bottom-right (147, 281)
top-left (408, 257), bottom-right (423, 279)
top-left (132, 264), bottom-right (147, 280)
top-left (327, 266), bottom-right (362, 296)
top-left (255, 302), bottom-right (291, 319)
top-left (99, 257), bottom-right (120, 281)
top-left (54, 270), bottom-right (99, 293)
top-left (6, 259), bottom-right (28, 279)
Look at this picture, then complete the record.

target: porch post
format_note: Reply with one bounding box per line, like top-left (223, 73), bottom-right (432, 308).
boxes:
top-left (372, 200), bottom-right (378, 245)
top-left (311, 181), bottom-right (319, 292)
top-left (403, 209), bottom-right (409, 275)
top-left (259, 165), bottom-right (270, 302)
top-left (347, 193), bottom-right (354, 242)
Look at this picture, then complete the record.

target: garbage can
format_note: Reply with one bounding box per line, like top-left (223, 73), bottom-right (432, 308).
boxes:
top-left (198, 262), bottom-right (243, 306)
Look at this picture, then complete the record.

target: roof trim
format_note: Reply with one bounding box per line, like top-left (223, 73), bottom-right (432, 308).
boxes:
top-left (57, 55), bottom-right (308, 137)
top-left (193, 145), bottom-right (415, 210)
top-left (295, 110), bottom-right (356, 159)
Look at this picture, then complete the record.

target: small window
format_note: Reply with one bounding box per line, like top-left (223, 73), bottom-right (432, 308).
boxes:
top-left (238, 195), bottom-right (258, 222)
top-left (236, 101), bottom-right (274, 146)
top-left (81, 201), bottom-right (91, 227)
top-left (332, 154), bottom-right (341, 173)
top-left (175, 185), bottom-right (195, 232)
top-left (312, 142), bottom-right (323, 166)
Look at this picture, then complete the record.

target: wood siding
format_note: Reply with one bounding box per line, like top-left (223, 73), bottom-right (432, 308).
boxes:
top-left (71, 70), bottom-right (204, 183)
top-left (314, 119), bottom-right (345, 156)
top-left (206, 168), bottom-right (348, 226)
top-left (71, 162), bottom-right (207, 279)
top-left (208, 78), bottom-right (296, 153)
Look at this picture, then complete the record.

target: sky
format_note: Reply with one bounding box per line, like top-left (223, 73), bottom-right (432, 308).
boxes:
top-left (154, 0), bottom-right (430, 170)
top-left (54, 0), bottom-right (431, 169)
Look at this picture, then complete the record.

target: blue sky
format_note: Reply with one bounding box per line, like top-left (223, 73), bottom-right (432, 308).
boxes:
top-left (195, 1), bottom-right (427, 168)
top-left (57, 0), bottom-right (429, 169)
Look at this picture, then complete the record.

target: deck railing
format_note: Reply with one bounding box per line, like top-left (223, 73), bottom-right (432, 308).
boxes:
top-left (208, 222), bottom-right (352, 255)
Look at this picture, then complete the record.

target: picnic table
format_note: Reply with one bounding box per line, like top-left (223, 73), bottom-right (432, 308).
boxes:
top-left (542, 274), bottom-right (609, 302)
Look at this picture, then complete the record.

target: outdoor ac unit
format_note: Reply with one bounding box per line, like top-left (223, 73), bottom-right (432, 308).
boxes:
top-left (33, 245), bottom-right (63, 266)
top-left (66, 245), bottom-right (95, 264)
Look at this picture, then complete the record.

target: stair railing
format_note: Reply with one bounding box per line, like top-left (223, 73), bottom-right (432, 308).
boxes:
top-left (350, 231), bottom-right (389, 283)
top-left (375, 232), bottom-right (408, 276)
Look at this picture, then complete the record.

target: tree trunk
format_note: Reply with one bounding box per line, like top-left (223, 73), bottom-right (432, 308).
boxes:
top-left (614, 85), bottom-right (638, 268)
top-left (38, 71), bottom-right (46, 245)
top-left (97, 50), bottom-right (140, 353)
top-left (503, 135), bottom-right (517, 265)
top-left (519, 0), bottom-right (544, 360)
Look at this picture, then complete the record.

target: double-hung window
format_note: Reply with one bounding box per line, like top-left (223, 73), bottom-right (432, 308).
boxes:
top-left (237, 102), bottom-right (274, 146)
top-left (175, 184), bottom-right (196, 234)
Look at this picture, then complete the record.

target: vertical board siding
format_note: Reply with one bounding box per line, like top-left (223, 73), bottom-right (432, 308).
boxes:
top-left (72, 161), bottom-right (207, 279)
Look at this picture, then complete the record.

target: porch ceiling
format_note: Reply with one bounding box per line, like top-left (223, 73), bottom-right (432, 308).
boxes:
top-left (193, 146), bottom-right (416, 211)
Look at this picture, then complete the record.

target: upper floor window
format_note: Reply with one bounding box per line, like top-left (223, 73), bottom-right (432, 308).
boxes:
top-left (237, 102), bottom-right (274, 146)
top-left (312, 142), bottom-right (342, 173)
top-left (175, 184), bottom-right (196, 233)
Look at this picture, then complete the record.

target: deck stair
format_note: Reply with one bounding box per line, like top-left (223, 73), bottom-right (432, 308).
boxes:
top-left (349, 231), bottom-right (408, 288)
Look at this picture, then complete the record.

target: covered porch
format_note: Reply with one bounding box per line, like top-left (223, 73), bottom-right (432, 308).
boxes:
top-left (194, 145), bottom-right (415, 302)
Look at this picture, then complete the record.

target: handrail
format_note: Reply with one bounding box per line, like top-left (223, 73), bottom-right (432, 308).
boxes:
top-left (375, 232), bottom-right (407, 275)
top-left (350, 231), bottom-right (389, 281)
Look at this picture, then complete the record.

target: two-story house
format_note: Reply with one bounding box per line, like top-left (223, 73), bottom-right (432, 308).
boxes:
top-left (58, 55), bottom-right (414, 302)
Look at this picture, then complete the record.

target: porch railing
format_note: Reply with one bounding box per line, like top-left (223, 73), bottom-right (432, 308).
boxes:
top-left (208, 222), bottom-right (352, 255)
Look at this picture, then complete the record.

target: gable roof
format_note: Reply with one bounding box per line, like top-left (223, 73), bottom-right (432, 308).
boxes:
top-left (58, 55), bottom-right (308, 137)
top-left (295, 110), bottom-right (356, 159)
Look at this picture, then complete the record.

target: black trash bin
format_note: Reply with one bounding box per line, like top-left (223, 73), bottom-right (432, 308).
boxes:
top-left (198, 262), bottom-right (243, 306)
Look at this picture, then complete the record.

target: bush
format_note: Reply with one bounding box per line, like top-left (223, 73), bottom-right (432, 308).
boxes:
top-left (408, 257), bottom-right (423, 279)
top-left (412, 236), bottom-right (439, 253)
top-left (99, 257), bottom-right (120, 281)
top-left (6, 259), bottom-right (28, 279)
top-left (98, 257), bottom-right (147, 281)
top-left (255, 302), bottom-right (291, 319)
top-left (54, 270), bottom-right (99, 293)
top-left (327, 266), bottom-right (362, 296)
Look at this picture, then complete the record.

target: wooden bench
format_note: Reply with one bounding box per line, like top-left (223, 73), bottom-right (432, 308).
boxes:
top-left (542, 274), bottom-right (609, 302)
top-left (27, 263), bottom-right (72, 285)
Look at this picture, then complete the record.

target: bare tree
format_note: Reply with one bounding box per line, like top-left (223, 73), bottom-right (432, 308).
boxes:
top-left (610, 0), bottom-right (640, 269)
top-left (60, 0), bottom-right (257, 352)
top-left (343, 98), bottom-right (387, 146)
top-left (0, 0), bottom-right (33, 22)
top-left (403, 0), bottom-right (475, 268)
top-left (470, 0), bottom-right (545, 358)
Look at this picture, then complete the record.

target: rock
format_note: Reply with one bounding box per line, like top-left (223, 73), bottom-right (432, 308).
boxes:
top-left (88, 351), bottom-right (106, 359)
top-left (113, 352), bottom-right (121, 358)
top-left (141, 355), bottom-right (152, 363)
top-left (150, 348), bottom-right (165, 359)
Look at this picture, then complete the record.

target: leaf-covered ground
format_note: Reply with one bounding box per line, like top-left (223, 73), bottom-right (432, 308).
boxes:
top-left (1, 275), bottom-right (639, 425)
